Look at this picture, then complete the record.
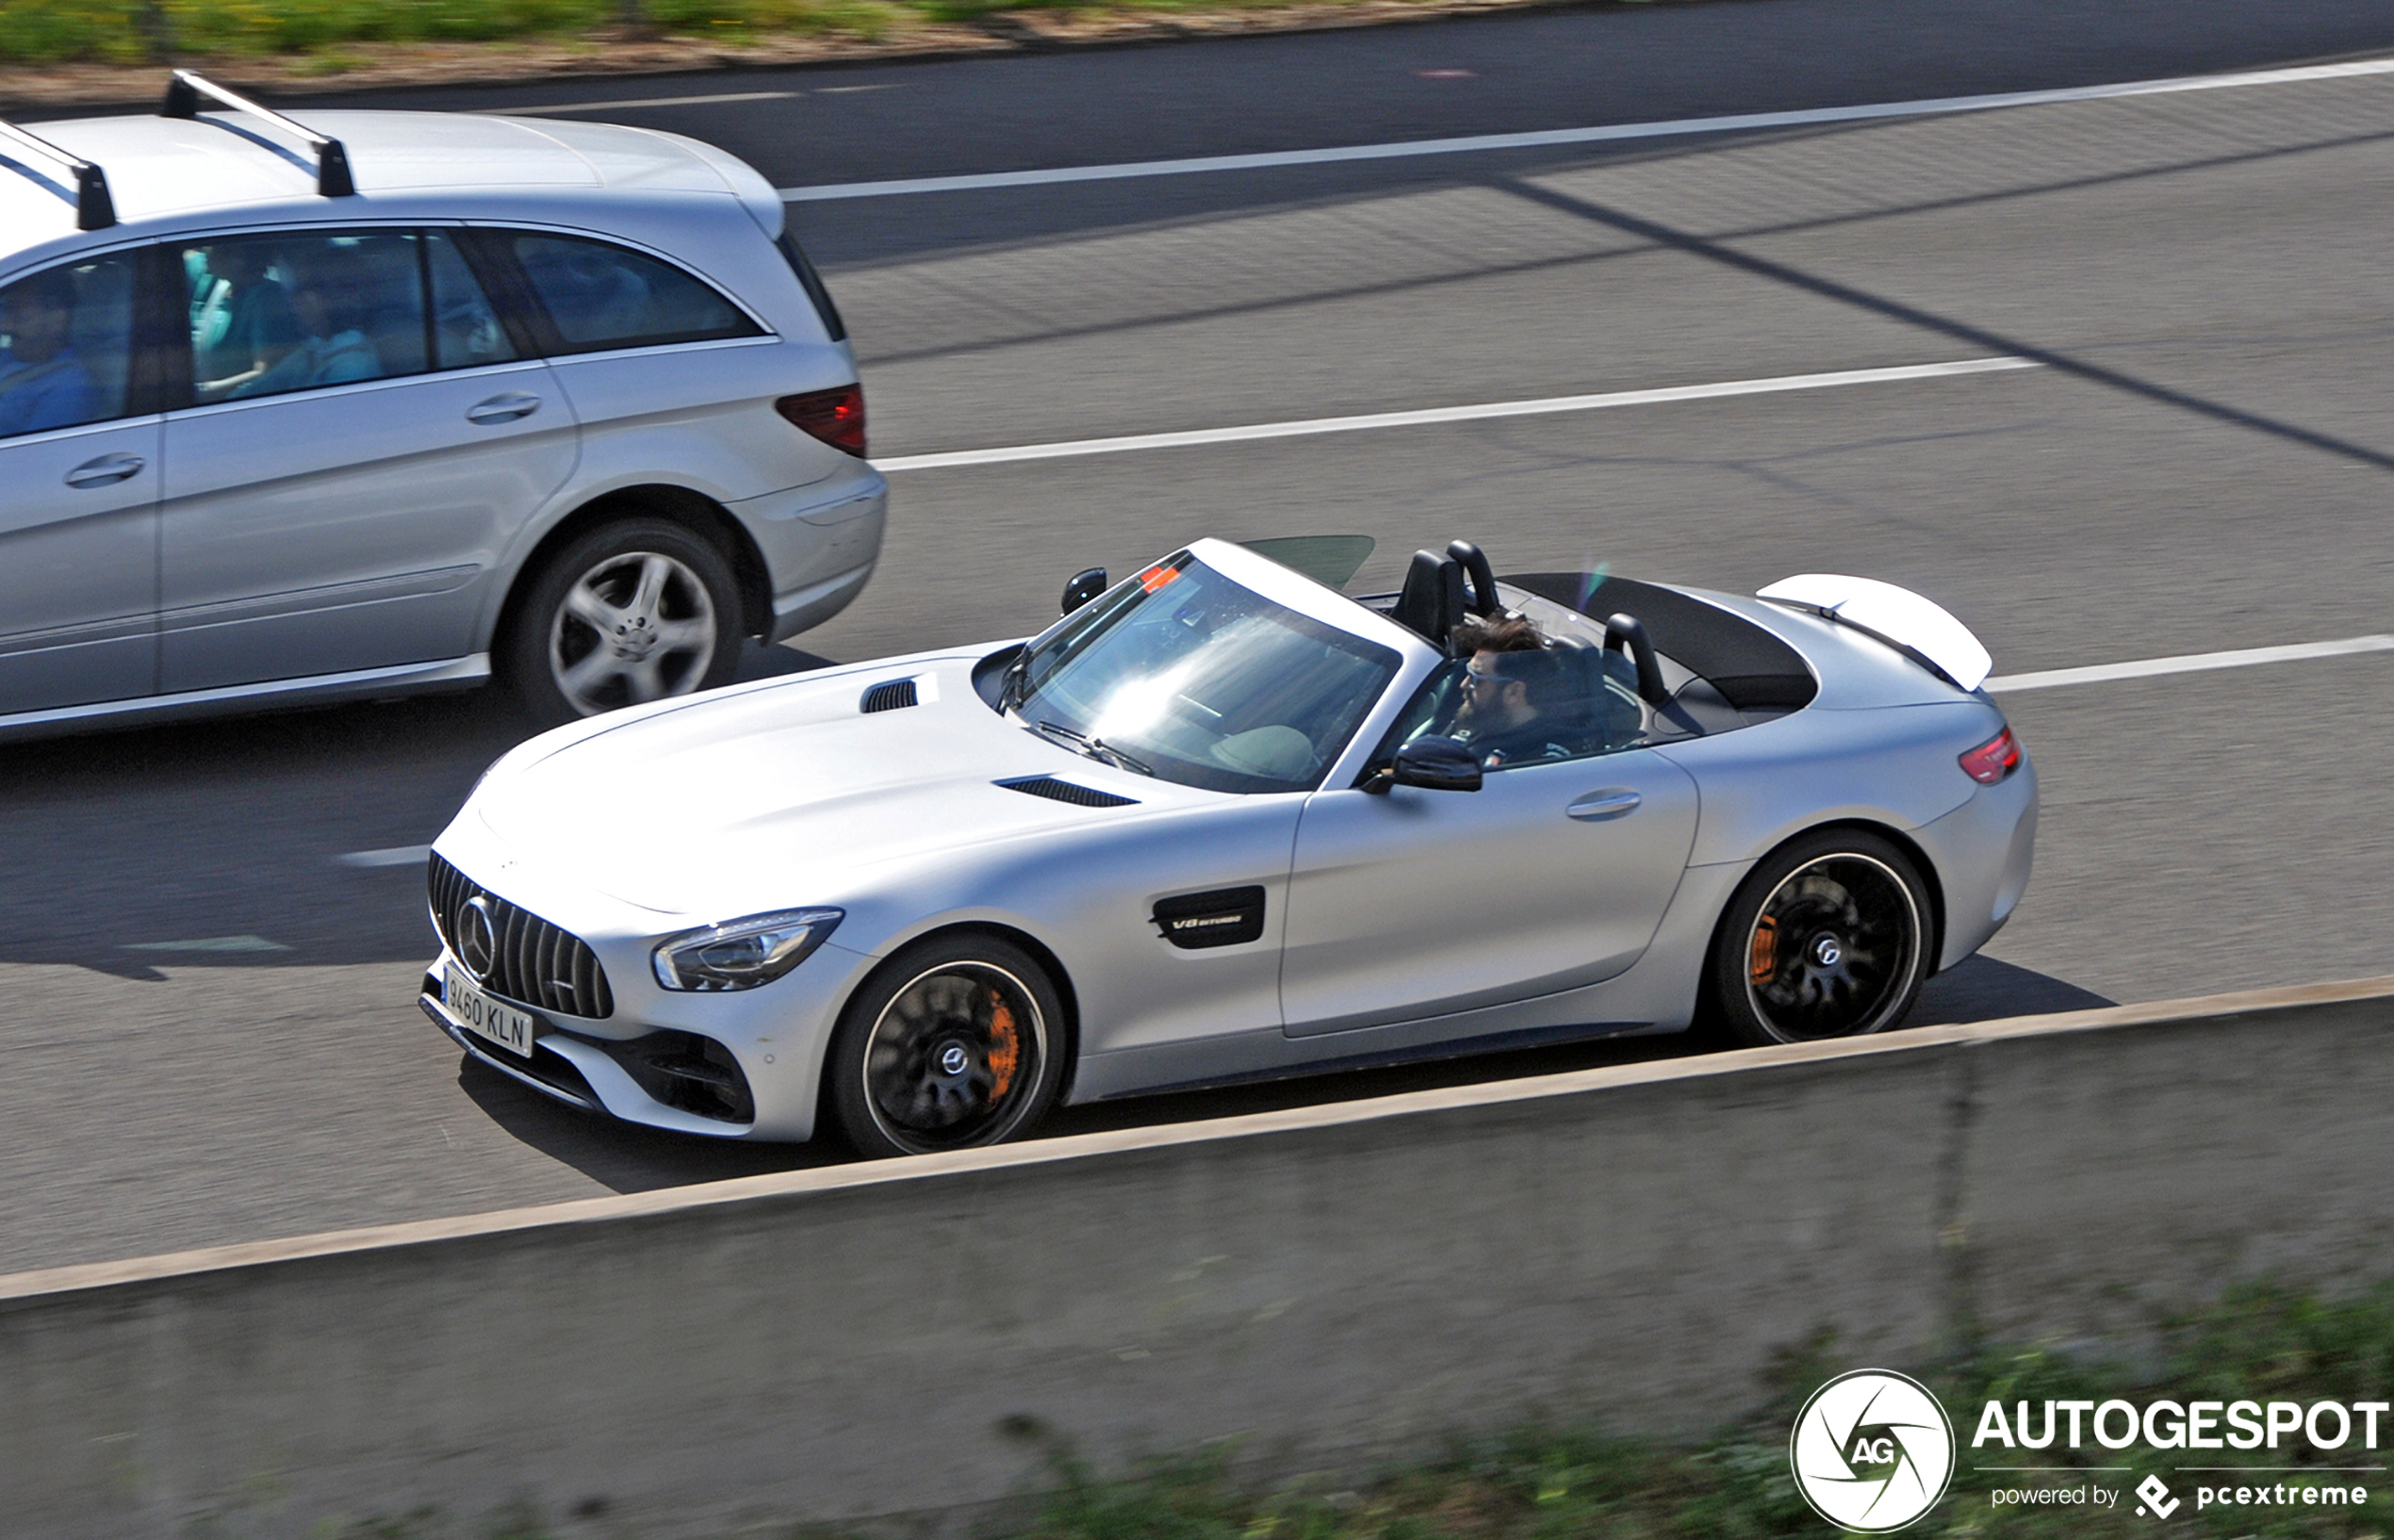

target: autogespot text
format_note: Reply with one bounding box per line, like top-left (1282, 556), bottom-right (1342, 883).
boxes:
top-left (1974, 1398), bottom-right (2389, 1451)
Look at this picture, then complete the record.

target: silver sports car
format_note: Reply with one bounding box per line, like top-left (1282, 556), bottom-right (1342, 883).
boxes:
top-left (419, 535), bottom-right (2035, 1155)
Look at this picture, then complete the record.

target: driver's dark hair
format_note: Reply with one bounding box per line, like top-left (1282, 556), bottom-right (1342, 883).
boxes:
top-left (1451, 610), bottom-right (1546, 656)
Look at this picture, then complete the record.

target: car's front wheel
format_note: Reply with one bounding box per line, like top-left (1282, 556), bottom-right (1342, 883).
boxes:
top-left (502, 517), bottom-right (742, 723)
top-left (825, 934), bottom-right (1068, 1158)
top-left (1711, 829), bottom-right (1932, 1048)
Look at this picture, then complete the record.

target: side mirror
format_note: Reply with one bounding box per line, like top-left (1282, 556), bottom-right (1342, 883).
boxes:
top-left (1060, 567), bottom-right (1107, 614)
top-left (1388, 735), bottom-right (1482, 793)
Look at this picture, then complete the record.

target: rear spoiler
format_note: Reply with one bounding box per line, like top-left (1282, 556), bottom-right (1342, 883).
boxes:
top-left (1756, 574), bottom-right (1992, 692)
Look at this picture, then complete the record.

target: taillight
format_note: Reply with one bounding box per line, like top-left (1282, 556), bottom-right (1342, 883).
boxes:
top-left (1959, 726), bottom-right (2022, 785)
top-left (775, 385), bottom-right (866, 457)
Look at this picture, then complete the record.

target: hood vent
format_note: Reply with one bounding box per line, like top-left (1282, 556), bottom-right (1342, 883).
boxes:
top-left (860, 678), bottom-right (918, 713)
top-left (997, 776), bottom-right (1137, 809)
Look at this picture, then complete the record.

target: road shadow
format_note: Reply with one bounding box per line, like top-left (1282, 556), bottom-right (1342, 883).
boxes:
top-left (457, 1057), bottom-right (846, 1191)
top-left (0, 642), bottom-right (833, 977)
top-left (1910, 953), bottom-right (2115, 1025)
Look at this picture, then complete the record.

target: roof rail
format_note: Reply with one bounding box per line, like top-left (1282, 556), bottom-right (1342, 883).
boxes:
top-left (0, 118), bottom-right (117, 231)
top-left (161, 70), bottom-right (354, 198)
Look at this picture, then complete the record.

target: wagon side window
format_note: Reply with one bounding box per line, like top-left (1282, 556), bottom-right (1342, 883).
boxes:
top-left (506, 233), bottom-right (762, 353)
top-left (0, 253), bottom-right (136, 438)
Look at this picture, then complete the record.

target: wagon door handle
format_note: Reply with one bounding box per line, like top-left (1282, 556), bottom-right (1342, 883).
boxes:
top-left (64, 452), bottom-right (145, 488)
top-left (466, 392), bottom-right (542, 425)
top-left (1566, 789), bottom-right (1642, 822)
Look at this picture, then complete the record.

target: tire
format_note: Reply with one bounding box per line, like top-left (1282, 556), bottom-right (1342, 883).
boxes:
top-left (501, 517), bottom-right (742, 725)
top-left (1711, 829), bottom-right (1933, 1048)
top-left (825, 934), bottom-right (1068, 1158)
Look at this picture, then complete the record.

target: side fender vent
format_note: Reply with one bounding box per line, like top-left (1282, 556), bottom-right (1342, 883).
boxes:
top-left (997, 776), bottom-right (1137, 809)
top-left (860, 678), bottom-right (918, 713)
top-left (1153, 886), bottom-right (1267, 949)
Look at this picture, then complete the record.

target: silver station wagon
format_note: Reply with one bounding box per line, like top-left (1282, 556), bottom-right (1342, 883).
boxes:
top-left (0, 73), bottom-right (884, 735)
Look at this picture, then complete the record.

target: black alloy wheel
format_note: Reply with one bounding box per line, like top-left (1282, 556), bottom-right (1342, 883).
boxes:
top-left (1712, 829), bottom-right (1931, 1047)
top-left (826, 935), bottom-right (1067, 1157)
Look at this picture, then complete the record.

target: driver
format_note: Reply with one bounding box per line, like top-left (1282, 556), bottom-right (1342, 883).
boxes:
top-left (0, 269), bottom-right (98, 437)
top-left (1449, 611), bottom-right (1571, 768)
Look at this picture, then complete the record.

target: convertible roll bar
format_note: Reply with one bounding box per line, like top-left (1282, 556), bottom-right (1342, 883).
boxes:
top-left (161, 70), bottom-right (355, 198)
top-left (1604, 613), bottom-right (1672, 705)
top-left (0, 118), bottom-right (117, 230)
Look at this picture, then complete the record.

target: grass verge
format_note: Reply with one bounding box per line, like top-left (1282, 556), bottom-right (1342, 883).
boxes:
top-left (0, 0), bottom-right (1508, 68)
top-left (323, 1279), bottom-right (2394, 1538)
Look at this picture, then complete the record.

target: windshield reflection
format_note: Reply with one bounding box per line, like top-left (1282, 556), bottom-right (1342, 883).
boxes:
top-left (1010, 554), bottom-right (1402, 795)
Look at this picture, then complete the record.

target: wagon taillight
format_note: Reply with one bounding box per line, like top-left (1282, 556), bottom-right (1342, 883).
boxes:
top-left (776, 384), bottom-right (866, 457)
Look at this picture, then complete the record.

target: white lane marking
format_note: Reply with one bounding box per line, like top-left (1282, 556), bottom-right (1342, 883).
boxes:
top-left (1987, 635), bottom-right (2394, 693)
top-left (496, 90), bottom-right (797, 115)
top-left (779, 55), bottom-right (2394, 199)
top-left (122, 935), bottom-right (292, 953)
top-left (337, 844), bottom-right (433, 868)
top-left (876, 356), bottom-right (2038, 472)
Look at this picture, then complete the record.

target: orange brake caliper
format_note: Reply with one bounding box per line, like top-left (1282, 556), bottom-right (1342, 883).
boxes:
top-left (986, 991), bottom-right (1021, 1100)
top-left (1748, 916), bottom-right (1779, 988)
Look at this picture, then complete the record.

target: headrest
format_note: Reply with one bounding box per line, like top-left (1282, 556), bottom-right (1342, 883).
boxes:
top-left (1392, 549), bottom-right (1466, 648)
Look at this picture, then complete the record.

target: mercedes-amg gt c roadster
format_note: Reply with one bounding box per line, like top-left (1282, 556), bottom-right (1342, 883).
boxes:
top-left (420, 535), bottom-right (2035, 1155)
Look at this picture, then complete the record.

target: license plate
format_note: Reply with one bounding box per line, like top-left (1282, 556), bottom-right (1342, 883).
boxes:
top-left (446, 962), bottom-right (534, 1057)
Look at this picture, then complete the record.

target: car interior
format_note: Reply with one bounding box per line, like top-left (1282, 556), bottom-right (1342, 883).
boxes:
top-left (1354, 539), bottom-right (1820, 754)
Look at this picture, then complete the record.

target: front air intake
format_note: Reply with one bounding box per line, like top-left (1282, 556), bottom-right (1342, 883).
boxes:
top-left (860, 678), bottom-right (918, 713)
top-left (997, 776), bottom-right (1138, 809)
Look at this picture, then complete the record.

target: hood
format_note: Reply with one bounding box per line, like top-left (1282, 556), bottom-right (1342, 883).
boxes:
top-left (471, 653), bottom-right (1176, 918)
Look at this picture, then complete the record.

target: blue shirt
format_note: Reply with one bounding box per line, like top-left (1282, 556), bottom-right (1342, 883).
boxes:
top-left (0, 346), bottom-right (99, 437)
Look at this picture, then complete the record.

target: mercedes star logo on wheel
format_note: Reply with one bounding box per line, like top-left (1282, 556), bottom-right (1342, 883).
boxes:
top-left (458, 895), bottom-right (498, 982)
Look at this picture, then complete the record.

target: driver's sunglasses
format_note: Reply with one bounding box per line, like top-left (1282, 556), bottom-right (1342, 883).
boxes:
top-left (1463, 667), bottom-right (1505, 693)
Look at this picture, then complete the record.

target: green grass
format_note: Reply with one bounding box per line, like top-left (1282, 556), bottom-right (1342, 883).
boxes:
top-left (997, 1282), bottom-right (2394, 1540)
top-left (0, 0), bottom-right (1419, 64)
top-left (315, 1279), bottom-right (2394, 1540)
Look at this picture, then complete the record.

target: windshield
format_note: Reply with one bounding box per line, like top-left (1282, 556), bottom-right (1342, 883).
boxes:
top-left (1008, 553), bottom-right (1403, 795)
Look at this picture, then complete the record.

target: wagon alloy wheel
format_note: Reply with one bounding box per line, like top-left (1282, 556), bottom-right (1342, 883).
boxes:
top-left (1713, 832), bottom-right (1931, 1048)
top-left (549, 551), bottom-right (718, 714)
top-left (828, 937), bottom-right (1068, 1158)
top-left (501, 516), bottom-right (743, 725)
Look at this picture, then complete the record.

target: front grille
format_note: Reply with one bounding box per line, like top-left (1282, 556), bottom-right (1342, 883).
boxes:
top-left (427, 852), bottom-right (614, 1019)
top-left (997, 775), bottom-right (1138, 809)
top-left (860, 678), bottom-right (918, 713)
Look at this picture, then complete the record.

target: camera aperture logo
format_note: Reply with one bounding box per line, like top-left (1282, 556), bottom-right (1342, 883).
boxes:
top-left (1791, 1370), bottom-right (1957, 1532)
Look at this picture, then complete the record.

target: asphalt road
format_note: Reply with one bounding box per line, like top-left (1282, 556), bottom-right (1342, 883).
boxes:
top-left (4, 0), bottom-right (2391, 1273)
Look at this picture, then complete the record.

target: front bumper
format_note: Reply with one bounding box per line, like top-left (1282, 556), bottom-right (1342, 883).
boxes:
top-left (420, 937), bottom-right (867, 1141)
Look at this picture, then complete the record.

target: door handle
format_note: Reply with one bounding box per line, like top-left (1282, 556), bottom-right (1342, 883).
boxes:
top-left (1566, 789), bottom-right (1642, 822)
top-left (466, 392), bottom-right (542, 425)
top-left (64, 453), bottom-right (145, 488)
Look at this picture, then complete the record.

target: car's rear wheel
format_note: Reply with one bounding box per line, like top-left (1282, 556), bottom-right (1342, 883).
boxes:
top-left (502, 517), bottom-right (741, 724)
top-left (1712, 829), bottom-right (1932, 1047)
top-left (826, 934), bottom-right (1067, 1158)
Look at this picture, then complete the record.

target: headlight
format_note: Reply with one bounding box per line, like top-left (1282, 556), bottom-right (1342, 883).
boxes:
top-left (651, 909), bottom-right (844, 992)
